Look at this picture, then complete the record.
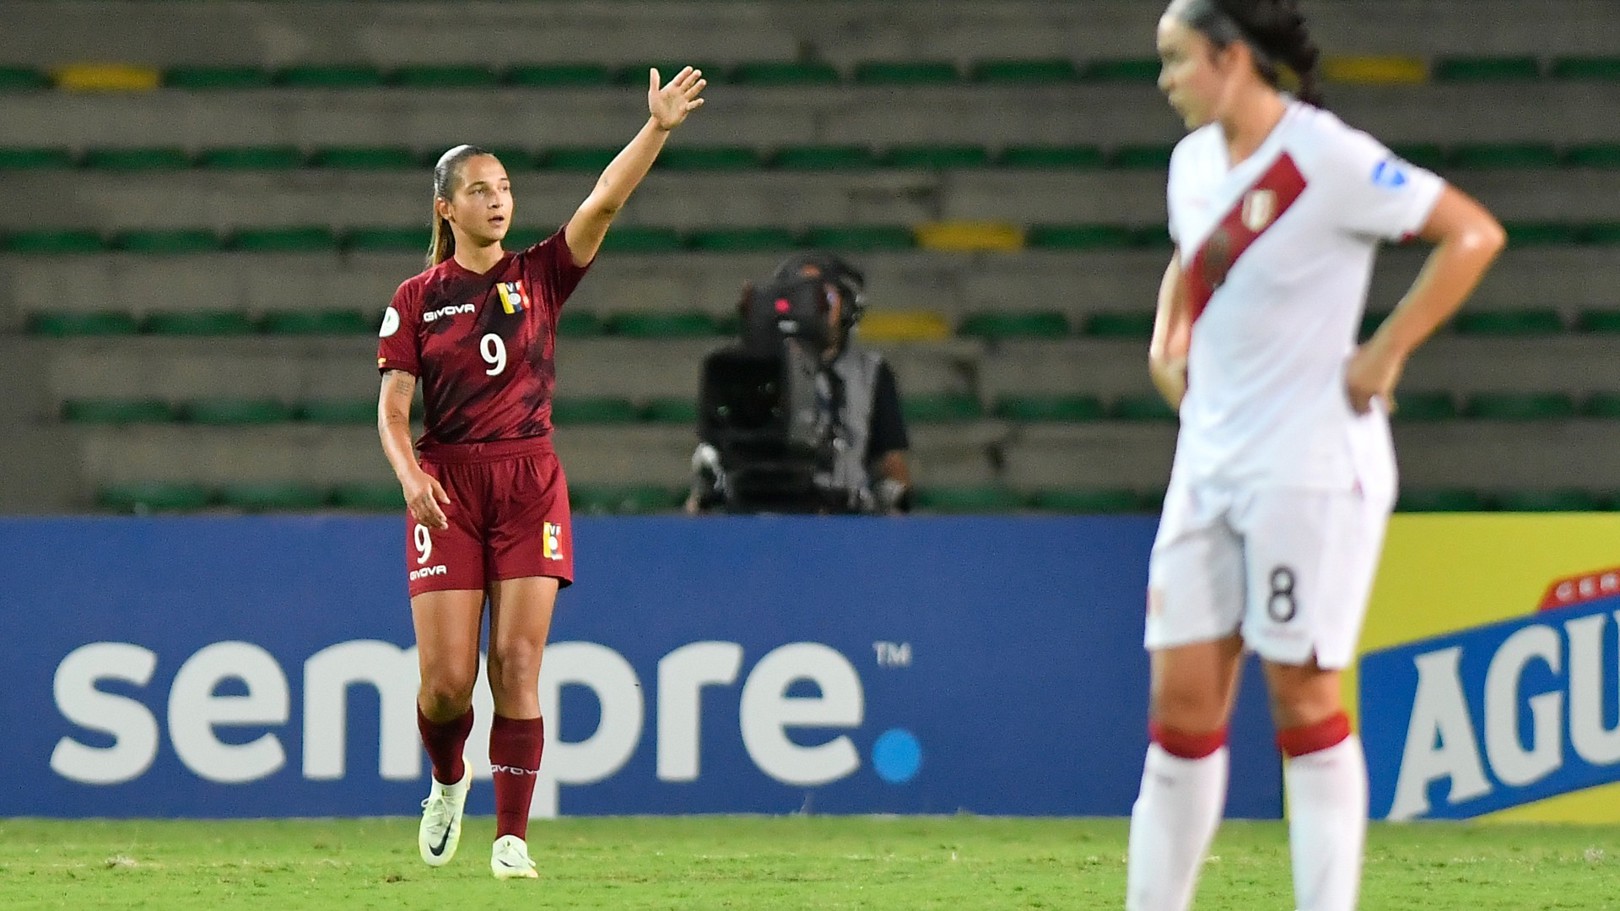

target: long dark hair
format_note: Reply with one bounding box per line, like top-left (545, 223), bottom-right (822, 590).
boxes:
top-left (1174, 0), bottom-right (1325, 107)
top-left (427, 144), bottom-right (492, 267)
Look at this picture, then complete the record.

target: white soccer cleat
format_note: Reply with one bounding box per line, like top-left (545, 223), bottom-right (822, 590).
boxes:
top-left (417, 771), bottom-right (470, 866)
top-left (490, 834), bottom-right (539, 879)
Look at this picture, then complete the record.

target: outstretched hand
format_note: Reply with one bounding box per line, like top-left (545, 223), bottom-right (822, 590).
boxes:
top-left (649, 66), bottom-right (707, 131)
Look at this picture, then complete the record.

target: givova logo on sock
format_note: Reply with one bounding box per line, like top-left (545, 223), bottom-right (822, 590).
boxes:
top-left (1361, 566), bottom-right (1620, 820)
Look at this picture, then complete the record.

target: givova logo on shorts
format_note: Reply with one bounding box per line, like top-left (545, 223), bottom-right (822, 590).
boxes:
top-left (1361, 566), bottom-right (1620, 820)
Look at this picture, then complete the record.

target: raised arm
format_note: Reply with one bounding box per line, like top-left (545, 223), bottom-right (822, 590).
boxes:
top-left (1347, 185), bottom-right (1505, 413)
top-left (378, 369), bottom-right (449, 530)
top-left (1149, 251), bottom-right (1192, 410)
top-left (565, 66), bottom-right (708, 266)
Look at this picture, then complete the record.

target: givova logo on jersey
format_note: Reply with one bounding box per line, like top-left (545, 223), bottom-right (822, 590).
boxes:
top-left (1361, 566), bottom-right (1620, 820)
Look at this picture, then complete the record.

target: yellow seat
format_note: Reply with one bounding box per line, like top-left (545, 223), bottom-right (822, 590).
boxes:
top-left (1321, 55), bottom-right (1427, 85)
top-left (914, 221), bottom-right (1024, 253)
top-left (858, 310), bottom-right (952, 342)
top-left (55, 63), bottom-right (161, 92)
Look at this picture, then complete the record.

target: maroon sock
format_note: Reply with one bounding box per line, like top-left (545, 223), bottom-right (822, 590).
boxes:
top-left (417, 705), bottom-right (473, 785)
top-left (489, 714), bottom-right (546, 839)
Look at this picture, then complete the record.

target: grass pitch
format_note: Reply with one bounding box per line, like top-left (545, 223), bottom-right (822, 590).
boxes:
top-left (2, 816), bottom-right (1615, 910)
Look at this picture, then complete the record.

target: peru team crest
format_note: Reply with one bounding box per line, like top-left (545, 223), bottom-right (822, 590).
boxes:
top-left (1241, 189), bottom-right (1278, 232)
top-left (497, 281), bottom-right (529, 315)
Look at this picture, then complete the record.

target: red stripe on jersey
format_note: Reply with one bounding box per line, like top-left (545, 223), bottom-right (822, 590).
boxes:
top-left (1183, 153), bottom-right (1309, 323)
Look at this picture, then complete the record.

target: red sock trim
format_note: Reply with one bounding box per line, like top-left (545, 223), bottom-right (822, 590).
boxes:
top-left (1276, 712), bottom-right (1352, 757)
top-left (1149, 721), bottom-right (1227, 759)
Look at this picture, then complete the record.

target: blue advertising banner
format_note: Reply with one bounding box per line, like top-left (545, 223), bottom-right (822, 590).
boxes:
top-left (1, 516), bottom-right (1282, 819)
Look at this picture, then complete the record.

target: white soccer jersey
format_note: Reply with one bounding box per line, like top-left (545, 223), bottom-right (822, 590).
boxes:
top-left (1166, 100), bottom-right (1445, 492)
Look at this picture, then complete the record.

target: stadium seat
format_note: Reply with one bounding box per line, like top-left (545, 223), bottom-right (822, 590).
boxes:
top-left (1549, 56), bottom-right (1620, 81)
top-left (83, 147), bottom-right (192, 170)
top-left (1084, 312), bottom-right (1156, 338)
top-left (913, 486), bottom-right (1028, 513)
top-left (614, 62), bottom-right (722, 86)
top-left (1391, 391), bottom-right (1460, 422)
top-left (1503, 222), bottom-right (1584, 246)
top-left (506, 64), bottom-right (615, 88)
top-left (1587, 223), bottom-right (1620, 244)
top-left (1389, 143), bottom-right (1449, 171)
top-left (997, 145), bottom-right (1107, 169)
top-left (113, 229), bottom-right (221, 254)
top-left (914, 221), bottom-right (1023, 252)
top-left (392, 65), bottom-right (500, 89)
top-left (551, 396), bottom-right (640, 424)
top-left (882, 145), bottom-right (992, 169)
top-left (1464, 392), bottom-right (1579, 420)
top-left (730, 61), bottom-right (841, 86)
top-left (1026, 224), bottom-right (1138, 250)
top-left (656, 147), bottom-right (764, 171)
top-left (1450, 309), bottom-right (1564, 336)
top-left (686, 227), bottom-right (798, 253)
top-left (27, 311), bottom-right (140, 336)
top-left (853, 61), bottom-right (959, 86)
top-left (230, 227), bottom-right (341, 253)
top-left (261, 311), bottom-right (373, 335)
top-left (598, 226), bottom-right (685, 253)
top-left (858, 310), bottom-right (951, 341)
top-left (0, 66), bottom-right (50, 91)
top-left (297, 399), bottom-right (375, 424)
top-left (640, 397), bottom-right (699, 424)
top-left (181, 399), bottom-right (298, 425)
top-left (97, 482), bottom-right (212, 513)
top-left (164, 66), bottom-right (274, 90)
top-left (311, 147), bottom-right (419, 170)
top-left (957, 311), bottom-right (1070, 340)
top-left (970, 59), bottom-right (1079, 84)
top-left (61, 399), bottom-right (176, 424)
top-left (3, 230), bottom-right (104, 254)
top-left (1432, 56), bottom-right (1543, 81)
top-left (143, 311), bottom-right (256, 336)
top-left (197, 146), bottom-right (306, 170)
top-left (902, 393), bottom-right (985, 423)
top-left (1450, 143), bottom-right (1562, 169)
top-left (1396, 488), bottom-right (1489, 512)
top-left (1111, 145), bottom-right (1175, 169)
top-left (1321, 55), bottom-right (1427, 85)
top-left (802, 225), bottom-right (915, 252)
top-left (1566, 143), bottom-right (1620, 169)
top-left (1110, 393), bottom-right (1178, 422)
top-left (1079, 59), bottom-right (1159, 83)
top-left (1583, 392), bottom-right (1620, 419)
top-left (1359, 310), bottom-right (1392, 340)
top-left (771, 145), bottom-right (880, 170)
top-left (1028, 487), bottom-right (1144, 513)
top-left (278, 65), bottom-right (386, 88)
top-left (542, 147), bottom-right (620, 171)
top-left (329, 483), bottom-right (404, 511)
top-left (570, 484), bottom-right (683, 515)
top-left (0, 147), bottom-right (76, 169)
top-left (346, 228), bottom-right (424, 254)
top-left (993, 394), bottom-right (1107, 422)
top-left (218, 482), bottom-right (327, 512)
top-left (1492, 489), bottom-right (1605, 512)
top-left (606, 311), bottom-right (720, 338)
top-left (556, 311), bottom-right (607, 337)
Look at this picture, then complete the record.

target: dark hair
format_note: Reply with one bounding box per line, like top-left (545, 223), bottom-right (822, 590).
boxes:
top-left (428, 144), bottom-right (493, 267)
top-left (1175, 0), bottom-right (1324, 107)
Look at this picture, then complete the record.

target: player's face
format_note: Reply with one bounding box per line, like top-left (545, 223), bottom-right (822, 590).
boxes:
top-left (1156, 15), bottom-right (1232, 130)
top-left (440, 155), bottom-right (513, 246)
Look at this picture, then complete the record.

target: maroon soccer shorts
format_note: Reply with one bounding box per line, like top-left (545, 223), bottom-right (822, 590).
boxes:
top-left (405, 438), bottom-right (574, 597)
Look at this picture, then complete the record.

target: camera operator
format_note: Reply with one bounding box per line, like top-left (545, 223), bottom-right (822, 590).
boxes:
top-left (687, 252), bottom-right (912, 515)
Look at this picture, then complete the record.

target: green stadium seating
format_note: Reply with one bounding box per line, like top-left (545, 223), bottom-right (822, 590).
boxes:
top-left (482, 147), bottom-right (539, 172)
top-left (506, 64), bottom-right (615, 88)
top-left (1359, 309), bottom-right (1392, 340)
top-left (1112, 145), bottom-right (1175, 169)
top-left (656, 146), bottom-right (764, 171)
top-left (641, 397), bottom-right (699, 424)
top-left (1550, 56), bottom-right (1620, 81)
top-left (551, 396), bottom-right (640, 424)
top-left (542, 147), bottom-right (619, 171)
top-left (1029, 488), bottom-right (1144, 513)
top-left (853, 61), bottom-right (959, 86)
top-left (1583, 392), bottom-right (1620, 419)
top-left (606, 311), bottom-right (720, 338)
top-left (261, 310), bottom-right (373, 335)
top-left (1396, 488), bottom-right (1489, 512)
top-left (1389, 143), bottom-right (1449, 171)
top-left (1464, 392), bottom-right (1579, 420)
top-left (1450, 143), bottom-right (1562, 169)
top-left (278, 65), bottom-right (386, 88)
top-left (993, 394), bottom-right (1106, 422)
top-left (1566, 143), bottom-right (1620, 169)
top-left (598, 226), bottom-right (685, 253)
top-left (329, 483), bottom-right (404, 511)
top-left (297, 399), bottom-right (375, 424)
top-left (82, 147), bottom-right (192, 170)
top-left (0, 148), bottom-right (76, 169)
top-left (230, 226), bottom-right (341, 253)
top-left (556, 311), bottom-right (607, 337)
top-left (957, 311), bottom-right (1070, 339)
top-left (1110, 393), bottom-right (1178, 422)
top-left (687, 227), bottom-right (798, 253)
top-left (902, 393), bottom-right (985, 423)
top-left (1451, 309), bottom-right (1564, 336)
top-left (570, 484), bottom-right (683, 515)
top-left (311, 147), bottom-right (419, 170)
top-left (1084, 311), bottom-right (1156, 338)
top-left (97, 482), bottom-right (213, 513)
top-left (164, 66), bottom-right (273, 90)
top-left (143, 311), bottom-right (257, 336)
top-left (61, 399), bottom-right (176, 424)
top-left (2, 230), bottom-right (103, 254)
top-left (182, 399), bottom-right (297, 425)
top-left (1390, 391), bottom-right (1460, 422)
top-left (970, 59), bottom-right (1079, 83)
top-left (1576, 309), bottom-right (1620, 333)
top-left (731, 61), bottom-right (841, 86)
top-left (1081, 59), bottom-right (1160, 83)
top-left (771, 145), bottom-right (880, 170)
top-left (1492, 489), bottom-right (1604, 512)
top-left (218, 482), bottom-right (327, 512)
top-left (614, 62), bottom-right (721, 86)
top-left (113, 229), bottom-right (221, 254)
top-left (803, 225), bottom-right (915, 252)
top-left (1432, 56), bottom-right (1542, 81)
top-left (27, 311), bottom-right (140, 336)
top-left (1503, 222), bottom-right (1584, 246)
top-left (1586, 223), bottom-right (1620, 245)
top-left (997, 145), bottom-right (1107, 169)
top-left (392, 65), bottom-right (500, 89)
top-left (1026, 224), bottom-right (1137, 250)
top-left (913, 486), bottom-right (1027, 513)
top-left (197, 146), bottom-right (306, 170)
top-left (883, 145), bottom-right (991, 169)
top-left (346, 227), bottom-right (425, 253)
top-left (0, 67), bottom-right (50, 91)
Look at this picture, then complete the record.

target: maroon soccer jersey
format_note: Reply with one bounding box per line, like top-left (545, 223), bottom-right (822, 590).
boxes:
top-left (377, 227), bottom-right (591, 446)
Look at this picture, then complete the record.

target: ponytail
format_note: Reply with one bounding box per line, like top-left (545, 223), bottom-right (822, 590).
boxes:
top-left (1175, 0), bottom-right (1326, 108)
top-left (427, 143), bottom-right (492, 268)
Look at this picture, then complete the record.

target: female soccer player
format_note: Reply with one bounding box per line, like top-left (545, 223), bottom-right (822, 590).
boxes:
top-left (376, 66), bottom-right (706, 879)
top-left (1129, 2), bottom-right (1503, 909)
